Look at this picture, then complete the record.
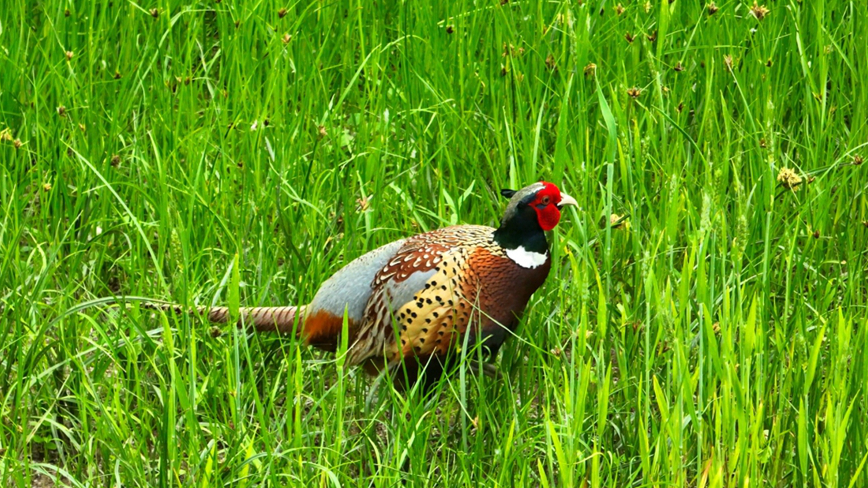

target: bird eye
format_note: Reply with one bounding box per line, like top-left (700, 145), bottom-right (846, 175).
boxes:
top-left (540, 196), bottom-right (550, 205)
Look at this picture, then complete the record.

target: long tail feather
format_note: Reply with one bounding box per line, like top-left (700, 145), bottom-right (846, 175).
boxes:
top-left (141, 302), bottom-right (305, 334)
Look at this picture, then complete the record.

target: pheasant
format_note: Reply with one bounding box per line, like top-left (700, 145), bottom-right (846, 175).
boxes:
top-left (149, 181), bottom-right (577, 388)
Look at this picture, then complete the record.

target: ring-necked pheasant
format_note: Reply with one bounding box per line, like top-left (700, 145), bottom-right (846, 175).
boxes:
top-left (149, 181), bottom-right (576, 388)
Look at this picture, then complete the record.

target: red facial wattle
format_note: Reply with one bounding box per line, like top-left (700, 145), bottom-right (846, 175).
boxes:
top-left (531, 182), bottom-right (563, 231)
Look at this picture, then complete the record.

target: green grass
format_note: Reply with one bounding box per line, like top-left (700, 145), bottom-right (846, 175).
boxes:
top-left (2, 0), bottom-right (867, 486)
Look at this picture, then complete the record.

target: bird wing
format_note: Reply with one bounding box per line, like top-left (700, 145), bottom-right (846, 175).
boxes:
top-left (301, 238), bottom-right (406, 350)
top-left (346, 225), bottom-right (499, 368)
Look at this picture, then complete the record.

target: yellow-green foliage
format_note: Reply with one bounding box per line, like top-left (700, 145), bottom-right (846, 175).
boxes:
top-left (1, 0), bottom-right (866, 486)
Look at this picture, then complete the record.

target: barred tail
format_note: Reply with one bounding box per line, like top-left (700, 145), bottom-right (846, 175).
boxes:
top-left (142, 302), bottom-right (305, 334)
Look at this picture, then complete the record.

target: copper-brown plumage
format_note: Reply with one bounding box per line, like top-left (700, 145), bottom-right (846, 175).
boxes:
top-left (142, 302), bottom-right (304, 333)
top-left (146, 182), bottom-right (577, 389)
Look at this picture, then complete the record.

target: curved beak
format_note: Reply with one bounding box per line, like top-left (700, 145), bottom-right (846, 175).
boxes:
top-left (557, 192), bottom-right (579, 209)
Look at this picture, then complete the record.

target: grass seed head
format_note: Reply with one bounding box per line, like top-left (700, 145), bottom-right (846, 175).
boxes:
top-left (708, 2), bottom-right (719, 15)
top-left (584, 63), bottom-right (597, 77)
top-left (777, 167), bottom-right (802, 189)
top-left (607, 213), bottom-right (629, 229)
top-left (750, 2), bottom-right (769, 20)
top-left (446, 25), bottom-right (454, 34)
top-left (0, 128), bottom-right (11, 142)
top-left (624, 32), bottom-right (634, 43)
top-left (646, 30), bottom-right (657, 42)
top-left (13, 139), bottom-right (22, 149)
top-left (724, 54), bottom-right (734, 71)
top-left (356, 197), bottom-right (370, 212)
top-left (644, 1), bottom-right (652, 13)
top-left (57, 106), bottom-right (67, 117)
top-left (627, 86), bottom-right (641, 98)
top-left (65, 50), bottom-right (74, 61)
top-left (150, 8), bottom-right (159, 18)
top-left (545, 54), bottom-right (556, 70)
top-left (64, 8), bottom-right (70, 17)
top-left (674, 61), bottom-right (685, 72)
top-left (278, 8), bottom-right (287, 18)
top-left (43, 182), bottom-right (52, 192)
top-left (615, 4), bottom-right (625, 15)
top-left (111, 154), bottom-right (121, 167)
top-left (503, 44), bottom-right (525, 56)
top-left (853, 155), bottom-right (863, 165)
top-left (282, 33), bottom-right (291, 44)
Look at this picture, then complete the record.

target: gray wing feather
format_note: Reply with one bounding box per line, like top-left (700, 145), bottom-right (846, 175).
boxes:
top-left (306, 239), bottom-right (406, 321)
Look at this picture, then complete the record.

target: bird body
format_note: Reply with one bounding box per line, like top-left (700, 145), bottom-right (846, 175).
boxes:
top-left (148, 182), bottom-right (576, 387)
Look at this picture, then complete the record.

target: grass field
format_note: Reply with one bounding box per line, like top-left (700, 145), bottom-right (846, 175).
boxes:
top-left (2, 0), bottom-right (867, 486)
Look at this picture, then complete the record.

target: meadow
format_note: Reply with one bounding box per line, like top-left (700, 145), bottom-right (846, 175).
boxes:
top-left (1, 0), bottom-right (867, 486)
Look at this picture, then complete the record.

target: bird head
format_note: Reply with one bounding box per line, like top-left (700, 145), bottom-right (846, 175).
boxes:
top-left (499, 181), bottom-right (578, 232)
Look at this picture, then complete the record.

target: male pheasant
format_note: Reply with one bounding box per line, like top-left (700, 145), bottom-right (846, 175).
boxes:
top-left (151, 182), bottom-right (576, 388)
